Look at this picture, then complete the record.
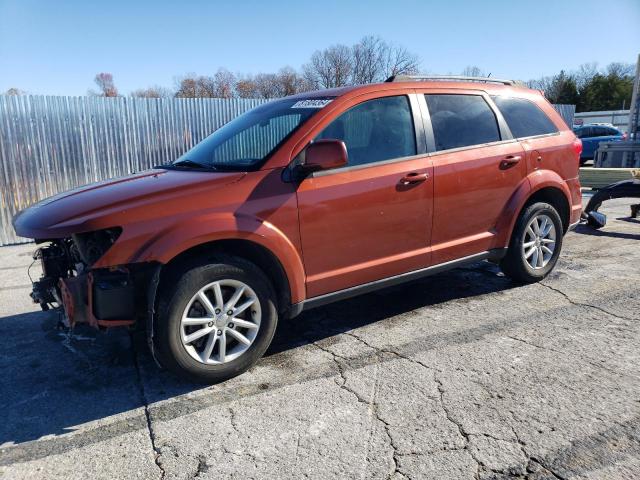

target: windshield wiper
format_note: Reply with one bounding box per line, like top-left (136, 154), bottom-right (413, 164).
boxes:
top-left (156, 159), bottom-right (217, 171)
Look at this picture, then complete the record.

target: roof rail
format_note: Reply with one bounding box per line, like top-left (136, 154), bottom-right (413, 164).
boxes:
top-left (385, 74), bottom-right (518, 86)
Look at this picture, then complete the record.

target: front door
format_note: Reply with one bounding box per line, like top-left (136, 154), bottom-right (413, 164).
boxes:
top-left (296, 94), bottom-right (433, 298)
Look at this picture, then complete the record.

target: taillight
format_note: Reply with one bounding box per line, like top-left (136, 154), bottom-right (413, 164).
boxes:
top-left (572, 137), bottom-right (582, 165)
top-left (622, 132), bottom-right (628, 141)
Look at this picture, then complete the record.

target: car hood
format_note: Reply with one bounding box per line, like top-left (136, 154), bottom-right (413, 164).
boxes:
top-left (13, 168), bottom-right (245, 239)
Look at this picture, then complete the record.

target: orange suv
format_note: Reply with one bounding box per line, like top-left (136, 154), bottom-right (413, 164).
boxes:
top-left (14, 76), bottom-right (583, 382)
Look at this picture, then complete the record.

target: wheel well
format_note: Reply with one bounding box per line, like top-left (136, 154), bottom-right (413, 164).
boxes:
top-left (160, 239), bottom-right (291, 314)
top-left (524, 187), bottom-right (570, 232)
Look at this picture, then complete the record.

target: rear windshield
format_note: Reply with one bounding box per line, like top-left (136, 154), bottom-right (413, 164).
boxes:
top-left (172, 97), bottom-right (333, 170)
top-left (491, 96), bottom-right (558, 138)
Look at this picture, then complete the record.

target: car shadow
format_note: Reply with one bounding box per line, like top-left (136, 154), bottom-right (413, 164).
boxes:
top-left (616, 216), bottom-right (640, 225)
top-left (0, 261), bottom-right (517, 449)
top-left (573, 223), bottom-right (640, 241)
top-left (267, 261), bottom-right (516, 355)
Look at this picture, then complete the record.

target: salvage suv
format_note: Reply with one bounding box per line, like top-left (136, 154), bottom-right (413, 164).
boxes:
top-left (14, 75), bottom-right (583, 383)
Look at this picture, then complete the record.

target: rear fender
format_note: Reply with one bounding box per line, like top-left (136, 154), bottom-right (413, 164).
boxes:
top-left (494, 170), bottom-right (571, 247)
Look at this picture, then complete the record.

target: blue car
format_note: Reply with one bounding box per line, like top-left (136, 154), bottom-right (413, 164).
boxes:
top-left (573, 124), bottom-right (626, 165)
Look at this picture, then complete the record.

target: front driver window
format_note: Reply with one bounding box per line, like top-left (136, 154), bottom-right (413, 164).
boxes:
top-left (315, 95), bottom-right (416, 167)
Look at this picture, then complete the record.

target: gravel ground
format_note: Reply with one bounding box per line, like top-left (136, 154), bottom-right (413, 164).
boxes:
top-left (0, 197), bottom-right (638, 480)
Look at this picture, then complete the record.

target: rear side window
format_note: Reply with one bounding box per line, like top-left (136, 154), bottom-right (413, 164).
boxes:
top-left (593, 126), bottom-right (619, 137)
top-left (575, 127), bottom-right (592, 138)
top-left (491, 96), bottom-right (558, 138)
top-left (425, 94), bottom-right (501, 151)
top-left (316, 95), bottom-right (416, 167)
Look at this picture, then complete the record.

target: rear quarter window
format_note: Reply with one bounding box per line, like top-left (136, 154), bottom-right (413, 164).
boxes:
top-left (491, 96), bottom-right (558, 138)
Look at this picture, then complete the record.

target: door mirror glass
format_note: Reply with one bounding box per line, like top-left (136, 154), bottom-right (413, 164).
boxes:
top-left (304, 139), bottom-right (348, 171)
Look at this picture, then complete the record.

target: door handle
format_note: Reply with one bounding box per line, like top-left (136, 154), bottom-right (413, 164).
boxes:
top-left (400, 172), bottom-right (429, 185)
top-left (499, 155), bottom-right (522, 170)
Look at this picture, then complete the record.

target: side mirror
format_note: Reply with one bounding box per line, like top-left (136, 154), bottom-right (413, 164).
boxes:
top-left (304, 139), bottom-right (348, 172)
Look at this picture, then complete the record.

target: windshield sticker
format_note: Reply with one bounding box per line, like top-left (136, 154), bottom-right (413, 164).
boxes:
top-left (291, 99), bottom-right (333, 109)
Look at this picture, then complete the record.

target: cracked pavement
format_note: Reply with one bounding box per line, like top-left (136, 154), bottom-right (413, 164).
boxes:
top-left (0, 197), bottom-right (639, 479)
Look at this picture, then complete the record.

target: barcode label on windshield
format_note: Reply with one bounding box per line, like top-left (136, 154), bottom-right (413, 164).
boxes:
top-left (291, 99), bottom-right (333, 109)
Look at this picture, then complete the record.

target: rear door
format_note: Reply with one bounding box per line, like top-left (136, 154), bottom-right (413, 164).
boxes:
top-left (574, 127), bottom-right (593, 158)
top-left (591, 126), bottom-right (614, 155)
top-left (417, 90), bottom-right (527, 264)
top-left (579, 127), bottom-right (598, 158)
top-left (599, 126), bottom-right (623, 142)
top-left (295, 93), bottom-right (433, 298)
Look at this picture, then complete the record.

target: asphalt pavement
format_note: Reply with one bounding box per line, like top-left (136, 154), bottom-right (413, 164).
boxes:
top-left (0, 197), bottom-right (638, 480)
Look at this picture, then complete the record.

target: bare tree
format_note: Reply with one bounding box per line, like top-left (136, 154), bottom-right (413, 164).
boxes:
top-left (131, 86), bottom-right (173, 98)
top-left (92, 72), bottom-right (118, 97)
top-left (573, 62), bottom-right (599, 89)
top-left (235, 76), bottom-right (260, 98)
top-left (277, 66), bottom-right (304, 96)
top-left (120, 36), bottom-right (421, 100)
top-left (174, 75), bottom-right (197, 97)
top-left (350, 36), bottom-right (421, 84)
top-left (527, 76), bottom-right (550, 90)
top-left (4, 87), bottom-right (25, 96)
top-left (461, 66), bottom-right (486, 77)
top-left (304, 44), bottom-right (353, 88)
top-left (174, 74), bottom-right (216, 98)
top-left (235, 68), bottom-right (310, 98)
top-left (351, 35), bottom-right (385, 84)
top-left (197, 76), bottom-right (216, 97)
top-left (606, 62), bottom-right (635, 78)
top-left (254, 73), bottom-right (282, 98)
top-left (213, 68), bottom-right (236, 98)
top-left (380, 44), bottom-right (420, 79)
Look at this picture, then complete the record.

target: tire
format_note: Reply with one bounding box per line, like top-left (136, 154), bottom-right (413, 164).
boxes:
top-left (154, 255), bottom-right (278, 383)
top-left (500, 202), bottom-right (564, 283)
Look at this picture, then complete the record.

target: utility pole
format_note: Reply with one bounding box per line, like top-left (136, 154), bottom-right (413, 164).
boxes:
top-left (628, 54), bottom-right (640, 141)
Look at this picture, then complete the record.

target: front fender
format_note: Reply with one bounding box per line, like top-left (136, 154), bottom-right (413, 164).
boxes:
top-left (126, 212), bottom-right (306, 303)
top-left (494, 170), bottom-right (572, 248)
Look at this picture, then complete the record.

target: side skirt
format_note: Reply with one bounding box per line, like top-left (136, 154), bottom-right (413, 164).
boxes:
top-left (289, 248), bottom-right (507, 317)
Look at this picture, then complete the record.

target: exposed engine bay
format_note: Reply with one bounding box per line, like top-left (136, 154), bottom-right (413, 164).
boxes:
top-left (30, 228), bottom-right (155, 329)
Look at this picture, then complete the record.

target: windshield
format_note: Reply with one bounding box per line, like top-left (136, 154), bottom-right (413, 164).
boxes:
top-left (172, 97), bottom-right (333, 170)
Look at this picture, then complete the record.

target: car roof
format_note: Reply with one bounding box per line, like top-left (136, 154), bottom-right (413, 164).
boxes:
top-left (292, 80), bottom-right (537, 100)
top-left (576, 123), bottom-right (619, 129)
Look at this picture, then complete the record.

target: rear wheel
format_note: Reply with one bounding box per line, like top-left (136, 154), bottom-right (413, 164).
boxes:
top-left (155, 256), bottom-right (278, 383)
top-left (500, 202), bottom-right (563, 283)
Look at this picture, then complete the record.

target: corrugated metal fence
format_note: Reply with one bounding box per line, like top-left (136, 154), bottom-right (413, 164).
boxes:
top-left (552, 104), bottom-right (575, 129)
top-left (0, 96), bottom-right (576, 246)
top-left (0, 96), bottom-right (268, 245)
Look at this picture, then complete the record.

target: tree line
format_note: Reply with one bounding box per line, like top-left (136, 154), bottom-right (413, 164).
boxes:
top-left (90, 36), bottom-right (421, 100)
top-left (3, 35), bottom-right (635, 113)
top-left (527, 62), bottom-right (635, 112)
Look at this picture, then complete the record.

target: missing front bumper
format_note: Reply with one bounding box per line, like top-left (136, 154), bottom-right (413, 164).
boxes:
top-left (58, 270), bottom-right (136, 328)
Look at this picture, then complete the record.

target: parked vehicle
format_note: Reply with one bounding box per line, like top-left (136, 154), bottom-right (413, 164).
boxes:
top-left (14, 76), bottom-right (583, 383)
top-left (573, 124), bottom-right (626, 165)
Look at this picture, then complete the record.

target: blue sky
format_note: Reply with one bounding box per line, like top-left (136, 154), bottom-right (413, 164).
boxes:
top-left (1, 0), bottom-right (639, 96)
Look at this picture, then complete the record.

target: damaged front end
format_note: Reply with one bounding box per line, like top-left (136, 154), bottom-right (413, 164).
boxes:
top-left (30, 227), bottom-right (157, 330)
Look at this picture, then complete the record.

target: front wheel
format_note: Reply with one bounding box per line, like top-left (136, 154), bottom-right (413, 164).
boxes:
top-left (154, 256), bottom-right (278, 383)
top-left (500, 202), bottom-right (564, 283)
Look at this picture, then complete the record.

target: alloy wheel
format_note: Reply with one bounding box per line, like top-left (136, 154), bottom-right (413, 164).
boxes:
top-left (180, 279), bottom-right (261, 365)
top-left (522, 213), bottom-right (557, 269)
